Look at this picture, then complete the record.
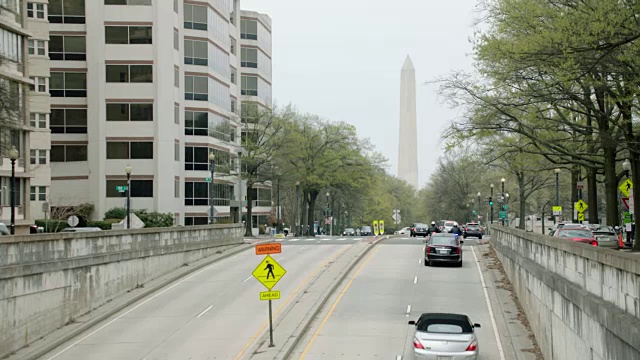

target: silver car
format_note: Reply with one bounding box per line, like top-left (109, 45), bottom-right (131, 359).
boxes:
top-left (409, 313), bottom-right (480, 359)
top-left (592, 226), bottom-right (620, 250)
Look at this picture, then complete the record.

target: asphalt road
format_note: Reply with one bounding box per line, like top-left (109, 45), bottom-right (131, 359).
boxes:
top-left (36, 244), bottom-right (349, 360)
top-left (289, 237), bottom-right (503, 360)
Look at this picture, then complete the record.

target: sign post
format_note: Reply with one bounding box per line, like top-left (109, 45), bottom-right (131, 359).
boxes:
top-left (252, 245), bottom-right (286, 348)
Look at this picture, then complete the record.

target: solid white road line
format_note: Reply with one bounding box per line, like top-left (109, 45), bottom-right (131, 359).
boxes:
top-left (305, 238), bottom-right (316, 241)
top-left (396, 356), bottom-right (402, 360)
top-left (242, 276), bottom-right (253, 283)
top-left (289, 238), bottom-right (300, 242)
top-left (275, 238), bottom-right (285, 242)
top-left (354, 238), bottom-right (362, 241)
top-left (406, 304), bottom-right (411, 317)
top-left (45, 252), bottom-right (241, 360)
top-left (321, 238), bottom-right (331, 241)
top-left (471, 246), bottom-right (506, 360)
top-left (337, 238), bottom-right (347, 241)
top-left (418, 258), bottom-right (421, 264)
top-left (413, 276), bottom-right (418, 284)
top-left (196, 305), bottom-right (213, 318)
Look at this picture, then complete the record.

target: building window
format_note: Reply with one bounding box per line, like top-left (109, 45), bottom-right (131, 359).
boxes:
top-left (106, 64), bottom-right (153, 83)
top-left (0, 28), bottom-right (23, 63)
top-left (174, 178), bottom-right (179, 197)
top-left (241, 75), bottom-right (258, 96)
top-left (241, 47), bottom-right (257, 68)
top-left (30, 186), bottom-right (47, 201)
top-left (50, 108), bottom-right (88, 133)
top-left (230, 67), bottom-right (236, 84)
top-left (106, 141), bottom-right (153, 159)
top-left (174, 68), bottom-right (179, 87)
top-left (173, 0), bottom-right (178, 13)
top-left (185, 146), bottom-right (229, 172)
top-left (49, 0), bottom-right (85, 24)
top-left (184, 39), bottom-right (207, 66)
top-left (30, 149), bottom-right (47, 165)
top-left (184, 181), bottom-right (208, 206)
top-left (231, 98), bottom-right (236, 113)
top-left (30, 113), bottom-right (47, 128)
top-left (27, 2), bottom-right (46, 18)
top-left (240, 19), bottom-right (258, 40)
top-left (106, 179), bottom-right (153, 197)
top-left (174, 141), bottom-right (179, 161)
top-left (49, 35), bottom-right (86, 60)
top-left (105, 26), bottom-right (152, 44)
top-left (185, 111), bottom-right (208, 136)
top-left (174, 104), bottom-right (179, 124)
top-left (50, 72), bottom-right (87, 97)
top-left (106, 103), bottom-right (153, 121)
top-left (104, 0), bottom-right (152, 5)
top-left (173, 29), bottom-right (179, 50)
top-left (28, 39), bottom-right (46, 56)
top-left (29, 77), bottom-right (47, 92)
top-left (50, 145), bottom-right (88, 162)
top-left (185, 217), bottom-right (208, 226)
top-left (183, 4), bottom-right (207, 30)
top-left (230, 36), bottom-right (236, 55)
top-left (184, 75), bottom-right (208, 101)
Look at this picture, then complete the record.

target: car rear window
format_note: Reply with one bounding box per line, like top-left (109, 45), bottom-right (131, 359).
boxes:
top-left (593, 231), bottom-right (615, 236)
top-left (430, 236), bottom-right (458, 246)
top-left (558, 229), bottom-right (592, 238)
top-left (417, 318), bottom-right (472, 333)
top-left (415, 223), bottom-right (427, 227)
top-left (466, 225), bottom-right (479, 229)
top-left (362, 226), bottom-right (372, 231)
top-left (445, 222), bottom-right (455, 226)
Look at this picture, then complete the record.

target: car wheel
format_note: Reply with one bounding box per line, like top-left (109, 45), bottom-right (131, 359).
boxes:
top-left (424, 258), bottom-right (430, 266)
top-left (463, 235), bottom-right (467, 239)
top-left (457, 259), bottom-right (463, 267)
top-left (478, 235), bottom-right (483, 240)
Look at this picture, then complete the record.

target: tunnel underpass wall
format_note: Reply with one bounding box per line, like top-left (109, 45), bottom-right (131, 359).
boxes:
top-left (0, 224), bottom-right (243, 358)
top-left (491, 226), bottom-right (640, 360)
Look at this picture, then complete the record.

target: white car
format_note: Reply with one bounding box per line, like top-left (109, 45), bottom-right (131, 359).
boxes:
top-left (409, 313), bottom-right (481, 359)
top-left (396, 226), bottom-right (411, 235)
top-left (443, 221), bottom-right (458, 233)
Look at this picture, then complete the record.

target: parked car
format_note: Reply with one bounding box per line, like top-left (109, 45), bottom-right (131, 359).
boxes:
top-left (425, 233), bottom-right (463, 267)
top-left (548, 222), bottom-right (586, 236)
top-left (60, 227), bottom-right (103, 233)
top-left (411, 223), bottom-right (429, 237)
top-left (554, 228), bottom-right (597, 246)
top-left (592, 226), bottom-right (620, 250)
top-left (463, 223), bottom-right (483, 239)
top-left (360, 226), bottom-right (373, 236)
top-left (409, 313), bottom-right (481, 359)
top-left (342, 227), bottom-right (356, 236)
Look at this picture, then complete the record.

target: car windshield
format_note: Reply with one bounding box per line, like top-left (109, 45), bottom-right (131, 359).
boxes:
top-left (466, 224), bottom-right (479, 229)
top-left (558, 229), bottom-right (592, 238)
top-left (361, 226), bottom-right (372, 231)
top-left (445, 222), bottom-right (455, 227)
top-left (345, 228), bottom-right (354, 232)
top-left (417, 318), bottom-right (473, 333)
top-left (430, 235), bottom-right (458, 246)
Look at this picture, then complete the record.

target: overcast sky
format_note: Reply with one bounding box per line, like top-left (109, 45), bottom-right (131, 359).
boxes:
top-left (242, 0), bottom-right (479, 188)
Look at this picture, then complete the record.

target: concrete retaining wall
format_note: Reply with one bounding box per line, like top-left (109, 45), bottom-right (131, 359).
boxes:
top-left (0, 224), bottom-right (243, 358)
top-left (491, 226), bottom-right (640, 360)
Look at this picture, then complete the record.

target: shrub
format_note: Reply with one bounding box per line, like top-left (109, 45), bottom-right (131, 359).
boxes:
top-left (87, 220), bottom-right (119, 230)
top-left (35, 219), bottom-right (68, 233)
top-left (104, 207), bottom-right (127, 220)
top-left (259, 224), bottom-right (265, 234)
top-left (103, 207), bottom-right (173, 228)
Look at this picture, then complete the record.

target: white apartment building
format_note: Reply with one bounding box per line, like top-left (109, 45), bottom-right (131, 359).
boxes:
top-left (0, 0), bottom-right (51, 234)
top-left (44, 0), bottom-right (272, 227)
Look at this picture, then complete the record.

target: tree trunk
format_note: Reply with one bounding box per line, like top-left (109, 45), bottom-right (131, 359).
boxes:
top-left (306, 190), bottom-right (318, 237)
top-left (244, 182), bottom-right (254, 237)
top-left (301, 192), bottom-right (308, 236)
top-left (518, 174), bottom-right (526, 230)
top-left (587, 167), bottom-right (598, 223)
top-left (603, 146), bottom-right (619, 226)
top-left (632, 153), bottom-right (640, 251)
top-left (571, 166), bottom-right (579, 222)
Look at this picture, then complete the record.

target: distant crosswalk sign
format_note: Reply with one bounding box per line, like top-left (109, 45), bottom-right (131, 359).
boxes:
top-left (620, 179), bottom-right (633, 197)
top-left (372, 220), bottom-right (379, 236)
top-left (575, 199), bottom-right (588, 213)
top-left (379, 220), bottom-right (384, 235)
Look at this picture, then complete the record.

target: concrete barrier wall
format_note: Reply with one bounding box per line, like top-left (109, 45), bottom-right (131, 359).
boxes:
top-left (491, 226), bottom-right (640, 360)
top-left (0, 224), bottom-right (243, 358)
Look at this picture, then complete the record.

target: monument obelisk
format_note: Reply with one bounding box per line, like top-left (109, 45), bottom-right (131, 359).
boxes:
top-left (397, 55), bottom-right (419, 188)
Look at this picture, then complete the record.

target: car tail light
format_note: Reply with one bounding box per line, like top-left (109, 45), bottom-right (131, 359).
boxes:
top-left (591, 240), bottom-right (598, 246)
top-left (455, 247), bottom-right (461, 254)
top-left (466, 340), bottom-right (478, 351)
top-left (413, 337), bottom-right (425, 349)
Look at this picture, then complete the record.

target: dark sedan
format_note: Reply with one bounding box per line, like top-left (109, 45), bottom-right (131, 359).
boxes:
top-left (342, 228), bottom-right (356, 236)
top-left (463, 223), bottom-right (483, 239)
top-left (411, 223), bottom-right (429, 237)
top-left (360, 226), bottom-right (373, 236)
top-left (425, 233), bottom-right (463, 267)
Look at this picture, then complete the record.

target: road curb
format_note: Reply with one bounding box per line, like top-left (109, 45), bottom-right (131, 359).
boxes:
top-left (20, 240), bottom-right (268, 360)
top-left (277, 235), bottom-right (387, 359)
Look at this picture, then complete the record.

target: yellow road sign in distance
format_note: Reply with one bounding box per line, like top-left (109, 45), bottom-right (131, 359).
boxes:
top-left (620, 179), bottom-right (633, 197)
top-left (575, 199), bottom-right (588, 213)
top-left (578, 213), bottom-right (585, 221)
top-left (379, 220), bottom-right (385, 235)
top-left (260, 290), bottom-right (280, 301)
top-left (252, 255), bottom-right (286, 291)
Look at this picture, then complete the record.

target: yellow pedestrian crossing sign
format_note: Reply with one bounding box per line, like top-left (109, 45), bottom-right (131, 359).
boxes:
top-left (575, 199), bottom-right (588, 213)
top-left (252, 255), bottom-right (286, 290)
top-left (578, 213), bottom-right (585, 221)
top-left (620, 179), bottom-right (633, 197)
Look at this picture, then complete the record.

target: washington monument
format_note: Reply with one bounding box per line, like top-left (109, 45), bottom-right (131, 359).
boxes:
top-left (397, 55), bottom-right (419, 188)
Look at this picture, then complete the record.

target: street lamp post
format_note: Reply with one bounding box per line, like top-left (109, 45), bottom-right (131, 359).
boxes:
top-left (477, 192), bottom-right (481, 224)
top-left (276, 178), bottom-right (281, 234)
top-left (554, 168), bottom-right (560, 223)
top-left (505, 193), bottom-right (510, 226)
top-left (295, 181), bottom-right (300, 236)
top-left (125, 165), bottom-right (132, 229)
top-left (326, 192), bottom-right (331, 236)
top-left (209, 152), bottom-right (215, 224)
top-left (501, 178), bottom-right (506, 225)
top-left (490, 183), bottom-right (494, 225)
top-left (8, 146), bottom-right (19, 235)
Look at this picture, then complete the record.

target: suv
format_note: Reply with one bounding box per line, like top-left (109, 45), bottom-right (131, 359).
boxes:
top-left (463, 223), bottom-right (483, 239)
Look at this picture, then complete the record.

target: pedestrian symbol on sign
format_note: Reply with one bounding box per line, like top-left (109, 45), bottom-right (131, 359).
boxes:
top-left (264, 261), bottom-right (275, 279)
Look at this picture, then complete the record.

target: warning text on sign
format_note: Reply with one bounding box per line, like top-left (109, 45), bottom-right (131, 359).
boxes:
top-left (260, 290), bottom-right (280, 300)
top-left (255, 243), bottom-right (282, 255)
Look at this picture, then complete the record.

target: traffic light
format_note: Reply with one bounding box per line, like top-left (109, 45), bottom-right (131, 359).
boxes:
top-left (489, 196), bottom-right (493, 206)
